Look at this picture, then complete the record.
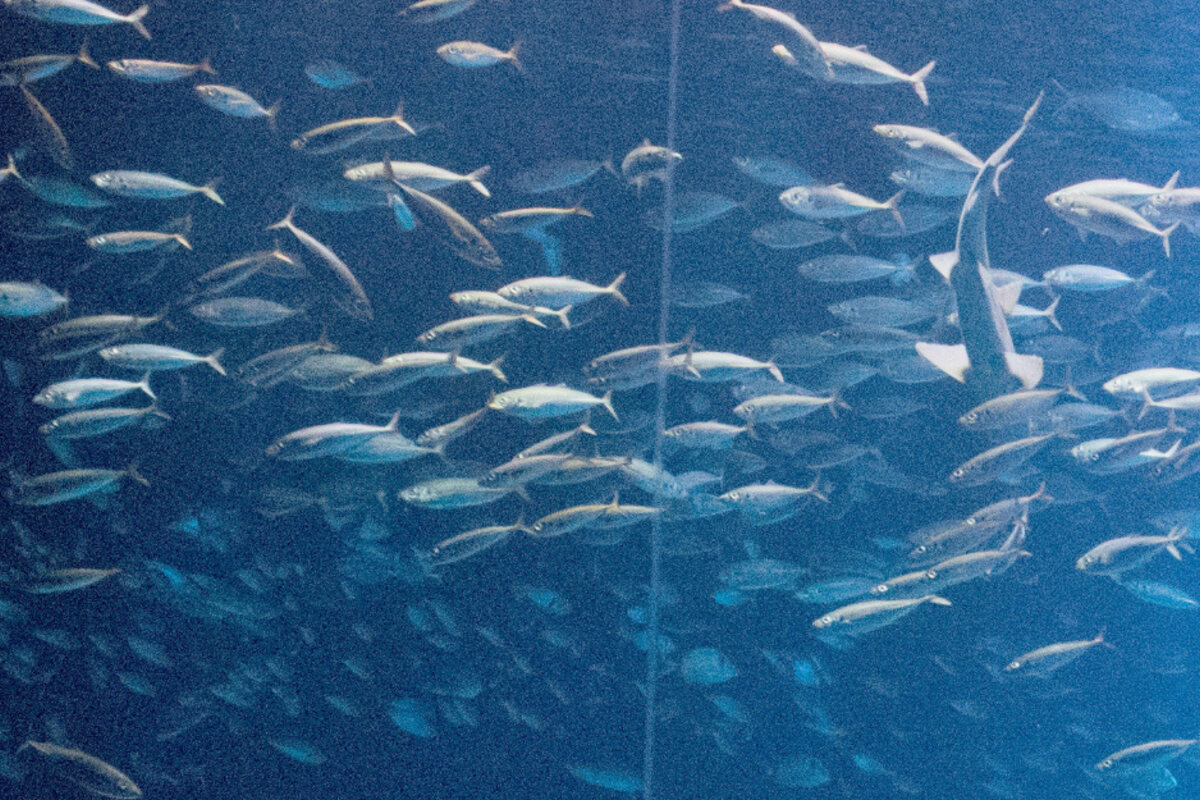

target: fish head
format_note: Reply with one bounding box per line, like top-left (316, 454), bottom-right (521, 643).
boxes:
top-left (872, 124), bottom-right (905, 140)
top-left (779, 186), bottom-right (813, 211)
top-left (1095, 758), bottom-right (1114, 771)
top-left (1075, 552), bottom-right (1097, 570)
top-left (812, 613), bottom-right (836, 629)
top-left (1044, 190), bottom-right (1072, 210)
top-left (1004, 658), bottom-right (1022, 671)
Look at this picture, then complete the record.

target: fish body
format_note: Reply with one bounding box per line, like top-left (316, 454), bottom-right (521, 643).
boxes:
top-left (108, 57), bottom-right (213, 82)
top-left (873, 124), bottom-right (983, 172)
top-left (99, 343), bottom-right (225, 375)
top-left (11, 465), bottom-right (145, 505)
top-left (90, 170), bottom-right (223, 204)
top-left (4, 0), bottom-right (149, 38)
top-left (344, 160), bottom-right (490, 196)
top-left (488, 385), bottom-right (617, 421)
top-left (87, 230), bottom-right (191, 253)
top-left (0, 281), bottom-right (67, 316)
top-left (437, 40), bottom-right (522, 71)
top-left (34, 374), bottom-right (154, 409)
top-left (1005, 632), bottom-right (1108, 676)
top-left (812, 594), bottom-right (950, 636)
top-left (498, 273), bottom-right (627, 308)
top-left (20, 741), bottom-right (142, 797)
top-left (1076, 529), bottom-right (1187, 577)
top-left (195, 84), bottom-right (276, 120)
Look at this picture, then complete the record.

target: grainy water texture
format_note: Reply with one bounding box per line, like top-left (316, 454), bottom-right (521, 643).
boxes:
top-left (3, 0), bottom-right (1200, 799)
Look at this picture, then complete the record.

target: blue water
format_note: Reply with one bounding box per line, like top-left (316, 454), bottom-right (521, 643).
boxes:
top-left (4, 0), bottom-right (1200, 798)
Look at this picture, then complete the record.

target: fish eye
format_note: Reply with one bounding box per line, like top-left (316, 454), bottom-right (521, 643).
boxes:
top-left (925, 570), bottom-right (938, 579)
top-left (1098, 759), bottom-right (1112, 770)
top-left (817, 615), bottom-right (832, 627)
top-left (951, 468), bottom-right (965, 479)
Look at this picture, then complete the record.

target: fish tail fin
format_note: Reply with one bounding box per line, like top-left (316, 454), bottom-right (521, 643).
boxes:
top-left (487, 355), bottom-right (507, 383)
top-left (173, 234), bottom-right (193, 250)
top-left (600, 390), bottom-right (619, 421)
top-left (520, 313), bottom-right (548, 329)
top-left (200, 179), bottom-right (225, 206)
top-left (1044, 294), bottom-right (1062, 331)
top-left (265, 206), bottom-right (297, 232)
top-left (385, 410), bottom-right (402, 431)
top-left (128, 5), bottom-right (151, 39)
top-left (1164, 170), bottom-right (1180, 191)
top-left (467, 165), bottom-right (492, 197)
top-left (911, 61), bottom-right (935, 105)
top-left (127, 461), bottom-right (150, 487)
top-left (265, 100), bottom-right (281, 130)
top-left (2, 153), bottom-right (20, 183)
top-left (804, 472), bottom-right (828, 503)
top-left (884, 190), bottom-right (906, 228)
top-left (137, 371), bottom-right (157, 402)
top-left (198, 57), bottom-right (216, 75)
top-left (205, 348), bottom-right (226, 376)
top-left (1161, 221), bottom-right (1180, 258)
top-left (766, 357), bottom-right (784, 383)
top-left (507, 41), bottom-right (525, 74)
top-left (926, 594), bottom-right (952, 606)
top-left (607, 271), bottom-right (629, 306)
top-left (1137, 388), bottom-right (1157, 422)
top-left (551, 304), bottom-right (572, 329)
top-left (77, 39), bottom-right (99, 69)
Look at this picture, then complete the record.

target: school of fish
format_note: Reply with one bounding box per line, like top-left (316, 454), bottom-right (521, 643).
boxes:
top-left (2, 0), bottom-right (1200, 798)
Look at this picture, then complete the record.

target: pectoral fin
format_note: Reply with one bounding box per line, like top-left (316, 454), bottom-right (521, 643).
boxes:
top-left (1004, 352), bottom-right (1043, 389)
top-left (915, 342), bottom-right (969, 383)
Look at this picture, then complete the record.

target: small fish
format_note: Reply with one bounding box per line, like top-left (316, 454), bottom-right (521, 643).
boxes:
top-left (21, 84), bottom-right (73, 170)
top-left (344, 160), bottom-right (491, 196)
top-left (90, 170), bottom-right (223, 205)
top-left (188, 297), bottom-right (302, 327)
top-left (0, 281), bottom-right (67, 317)
top-left (34, 373), bottom-right (155, 408)
top-left (497, 273), bottom-right (627, 308)
top-left (19, 740), bottom-right (142, 798)
top-left (266, 207), bottom-right (372, 321)
top-left (107, 56), bottom-right (213, 82)
top-left (11, 464), bottom-right (147, 506)
top-left (437, 40), bottom-right (523, 72)
top-left (401, 0), bottom-right (476, 22)
top-left (0, 40), bottom-right (98, 84)
top-left (22, 567), bottom-right (120, 594)
top-left (872, 124), bottom-right (983, 173)
top-left (99, 343), bottom-right (225, 375)
top-left (195, 84), bottom-right (277, 122)
top-left (87, 229), bottom-right (191, 253)
top-left (1120, 579), bottom-right (1200, 610)
top-left (621, 139), bottom-right (681, 194)
top-left (489, 384), bottom-right (618, 421)
top-left (290, 103), bottom-right (416, 153)
top-left (304, 59), bottom-right (366, 88)
top-left (4, 0), bottom-right (150, 39)
top-left (1004, 632), bottom-right (1109, 677)
top-left (780, 183), bottom-right (904, 226)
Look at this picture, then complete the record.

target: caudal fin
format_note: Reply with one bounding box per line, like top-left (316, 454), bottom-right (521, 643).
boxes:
top-left (200, 180), bottom-right (225, 206)
top-left (606, 272), bottom-right (629, 306)
top-left (467, 165), bottom-right (492, 198)
top-left (126, 5), bottom-right (151, 40)
top-left (910, 60), bottom-right (935, 106)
